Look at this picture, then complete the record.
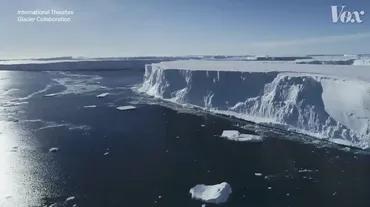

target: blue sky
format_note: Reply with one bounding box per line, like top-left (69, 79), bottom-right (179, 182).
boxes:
top-left (1, 0), bottom-right (369, 58)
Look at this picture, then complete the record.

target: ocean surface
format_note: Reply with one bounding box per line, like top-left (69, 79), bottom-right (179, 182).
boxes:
top-left (1, 69), bottom-right (370, 207)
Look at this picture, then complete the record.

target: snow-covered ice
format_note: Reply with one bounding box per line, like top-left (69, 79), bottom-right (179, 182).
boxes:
top-left (189, 182), bottom-right (232, 204)
top-left (221, 130), bottom-right (263, 142)
top-left (49, 147), bottom-right (59, 153)
top-left (97, 93), bottom-right (110, 98)
top-left (140, 60), bottom-right (370, 149)
top-left (116, 105), bottom-right (136, 111)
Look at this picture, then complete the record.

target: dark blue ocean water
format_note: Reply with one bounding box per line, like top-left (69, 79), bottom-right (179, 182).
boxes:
top-left (1, 70), bottom-right (370, 207)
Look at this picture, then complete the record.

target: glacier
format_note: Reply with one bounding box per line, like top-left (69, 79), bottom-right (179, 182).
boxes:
top-left (139, 60), bottom-right (370, 149)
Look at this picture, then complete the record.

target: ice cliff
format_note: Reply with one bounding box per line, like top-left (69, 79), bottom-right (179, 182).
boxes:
top-left (139, 60), bottom-right (370, 149)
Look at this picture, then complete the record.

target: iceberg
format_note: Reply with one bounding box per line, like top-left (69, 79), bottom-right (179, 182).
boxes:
top-left (66, 196), bottom-right (75, 202)
top-left (189, 182), bottom-right (232, 204)
top-left (97, 93), bottom-right (109, 98)
top-left (221, 130), bottom-right (263, 142)
top-left (83, 105), bottom-right (97, 108)
top-left (139, 60), bottom-right (370, 149)
top-left (49, 147), bottom-right (59, 153)
top-left (116, 105), bottom-right (136, 111)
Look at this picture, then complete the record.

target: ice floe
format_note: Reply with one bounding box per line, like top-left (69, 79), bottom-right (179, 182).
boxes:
top-left (220, 130), bottom-right (263, 142)
top-left (116, 105), bottom-right (136, 111)
top-left (49, 147), bottom-right (59, 153)
top-left (97, 93), bottom-right (110, 98)
top-left (84, 105), bottom-right (97, 108)
top-left (43, 93), bottom-right (58, 97)
top-left (189, 182), bottom-right (232, 204)
top-left (66, 196), bottom-right (75, 202)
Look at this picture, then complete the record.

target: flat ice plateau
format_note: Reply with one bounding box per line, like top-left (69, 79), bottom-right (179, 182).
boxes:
top-left (140, 60), bottom-right (370, 149)
top-left (189, 182), bottom-right (232, 204)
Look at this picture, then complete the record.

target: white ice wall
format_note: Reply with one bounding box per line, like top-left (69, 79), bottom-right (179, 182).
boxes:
top-left (140, 60), bottom-right (370, 148)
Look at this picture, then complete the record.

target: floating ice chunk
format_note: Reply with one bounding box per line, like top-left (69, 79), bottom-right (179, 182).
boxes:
top-left (66, 196), bottom-right (75, 202)
top-left (268, 187), bottom-right (272, 190)
top-left (43, 93), bottom-right (58, 97)
top-left (104, 152), bottom-right (109, 156)
top-left (298, 169), bottom-right (313, 173)
top-left (201, 124), bottom-right (206, 127)
top-left (254, 173), bottom-right (263, 176)
top-left (189, 182), bottom-right (232, 204)
top-left (49, 147), bottom-right (59, 153)
top-left (84, 105), bottom-right (97, 108)
top-left (158, 196), bottom-right (162, 199)
top-left (73, 205), bottom-right (77, 207)
top-left (97, 93), bottom-right (109, 98)
top-left (116, 105), bottom-right (136, 111)
top-left (202, 204), bottom-right (206, 207)
top-left (221, 130), bottom-right (263, 142)
top-left (49, 203), bottom-right (57, 207)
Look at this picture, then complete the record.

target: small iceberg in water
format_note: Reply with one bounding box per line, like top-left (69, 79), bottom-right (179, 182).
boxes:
top-left (84, 105), bottom-right (97, 108)
top-left (97, 93), bottom-right (110, 98)
top-left (189, 182), bottom-right (232, 204)
top-left (49, 147), bottom-right (59, 153)
top-left (221, 130), bottom-right (263, 142)
top-left (116, 106), bottom-right (136, 111)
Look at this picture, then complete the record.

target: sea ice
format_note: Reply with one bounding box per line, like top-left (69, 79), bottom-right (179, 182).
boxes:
top-left (49, 147), bottom-right (59, 153)
top-left (254, 173), bottom-right (263, 176)
top-left (84, 105), bottom-right (97, 108)
top-left (97, 93), bottom-right (109, 98)
top-left (221, 130), bottom-right (263, 142)
top-left (43, 93), bottom-right (58, 97)
top-left (189, 182), bottom-right (232, 204)
top-left (66, 196), bottom-right (75, 202)
top-left (116, 106), bottom-right (136, 111)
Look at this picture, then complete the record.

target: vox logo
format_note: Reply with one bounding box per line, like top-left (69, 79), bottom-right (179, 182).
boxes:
top-left (331, 6), bottom-right (365, 23)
